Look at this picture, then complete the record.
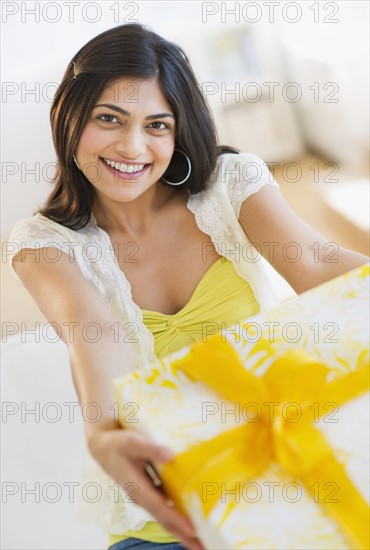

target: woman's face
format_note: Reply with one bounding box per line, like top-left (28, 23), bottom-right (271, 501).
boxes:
top-left (76, 77), bottom-right (176, 203)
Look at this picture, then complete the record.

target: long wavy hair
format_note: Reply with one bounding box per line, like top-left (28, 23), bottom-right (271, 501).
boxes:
top-left (39, 23), bottom-right (239, 229)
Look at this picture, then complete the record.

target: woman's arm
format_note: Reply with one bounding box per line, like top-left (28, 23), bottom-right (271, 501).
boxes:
top-left (239, 185), bottom-right (369, 293)
top-left (12, 249), bottom-right (201, 549)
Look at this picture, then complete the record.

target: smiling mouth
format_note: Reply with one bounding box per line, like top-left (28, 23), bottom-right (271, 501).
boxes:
top-left (102, 157), bottom-right (150, 174)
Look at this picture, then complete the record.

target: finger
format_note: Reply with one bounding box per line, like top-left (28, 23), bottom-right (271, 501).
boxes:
top-left (141, 470), bottom-right (199, 542)
top-left (147, 496), bottom-right (197, 540)
top-left (110, 432), bottom-right (197, 539)
top-left (121, 430), bottom-right (175, 462)
top-left (179, 538), bottom-right (206, 550)
top-left (176, 536), bottom-right (205, 550)
top-left (116, 460), bottom-right (196, 540)
top-left (143, 486), bottom-right (197, 539)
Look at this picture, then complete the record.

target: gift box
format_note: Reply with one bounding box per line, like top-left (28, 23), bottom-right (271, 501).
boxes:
top-left (113, 265), bottom-right (370, 550)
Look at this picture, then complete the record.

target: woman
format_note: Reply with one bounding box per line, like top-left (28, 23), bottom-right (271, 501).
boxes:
top-left (9, 22), bottom-right (368, 550)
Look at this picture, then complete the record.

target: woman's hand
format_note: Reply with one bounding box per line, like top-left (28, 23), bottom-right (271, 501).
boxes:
top-left (88, 426), bottom-right (205, 550)
top-left (11, 251), bottom-right (205, 549)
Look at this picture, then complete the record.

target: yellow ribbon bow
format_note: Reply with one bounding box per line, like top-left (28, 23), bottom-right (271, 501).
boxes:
top-left (160, 335), bottom-right (370, 549)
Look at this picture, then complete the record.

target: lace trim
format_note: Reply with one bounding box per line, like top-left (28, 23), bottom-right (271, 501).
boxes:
top-left (224, 151), bottom-right (280, 218)
top-left (188, 153), bottom-right (280, 312)
top-left (88, 213), bottom-right (157, 370)
top-left (7, 215), bottom-right (75, 283)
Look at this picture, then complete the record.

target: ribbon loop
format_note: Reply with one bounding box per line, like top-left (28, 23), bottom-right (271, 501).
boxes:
top-left (166, 336), bottom-right (370, 549)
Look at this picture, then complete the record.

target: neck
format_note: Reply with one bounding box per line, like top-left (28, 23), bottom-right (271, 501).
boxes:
top-left (92, 182), bottom-right (185, 237)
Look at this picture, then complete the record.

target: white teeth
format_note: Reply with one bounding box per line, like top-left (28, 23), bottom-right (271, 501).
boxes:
top-left (104, 158), bottom-right (145, 173)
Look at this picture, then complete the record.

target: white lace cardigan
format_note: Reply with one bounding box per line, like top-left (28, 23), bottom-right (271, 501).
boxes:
top-left (8, 151), bottom-right (280, 534)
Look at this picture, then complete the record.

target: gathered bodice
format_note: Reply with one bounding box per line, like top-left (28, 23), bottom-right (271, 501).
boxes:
top-left (142, 256), bottom-right (260, 358)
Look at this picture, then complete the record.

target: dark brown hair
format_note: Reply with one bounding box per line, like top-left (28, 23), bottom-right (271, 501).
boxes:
top-left (39, 23), bottom-right (239, 229)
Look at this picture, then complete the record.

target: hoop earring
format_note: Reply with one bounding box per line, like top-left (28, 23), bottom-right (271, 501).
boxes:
top-left (73, 154), bottom-right (81, 170)
top-left (162, 149), bottom-right (192, 186)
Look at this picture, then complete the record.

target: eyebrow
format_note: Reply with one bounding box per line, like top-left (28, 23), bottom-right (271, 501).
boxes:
top-left (93, 103), bottom-right (175, 120)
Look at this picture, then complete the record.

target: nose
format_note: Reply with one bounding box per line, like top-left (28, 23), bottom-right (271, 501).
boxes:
top-left (115, 125), bottom-right (147, 160)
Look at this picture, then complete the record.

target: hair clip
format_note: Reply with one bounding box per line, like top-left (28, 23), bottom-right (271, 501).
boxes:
top-left (72, 61), bottom-right (78, 80)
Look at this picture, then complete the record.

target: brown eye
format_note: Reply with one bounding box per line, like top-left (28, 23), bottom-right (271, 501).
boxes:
top-left (97, 114), bottom-right (119, 124)
top-left (148, 121), bottom-right (169, 130)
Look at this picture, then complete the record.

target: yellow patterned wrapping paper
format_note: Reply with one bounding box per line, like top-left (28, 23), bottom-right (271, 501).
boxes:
top-left (113, 265), bottom-right (370, 550)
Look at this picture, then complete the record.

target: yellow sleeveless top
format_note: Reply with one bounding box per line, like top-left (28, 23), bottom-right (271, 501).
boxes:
top-left (108, 256), bottom-right (260, 547)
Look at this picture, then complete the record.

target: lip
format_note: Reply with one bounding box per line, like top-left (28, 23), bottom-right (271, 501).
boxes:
top-left (103, 157), bottom-right (150, 166)
top-left (99, 157), bottom-right (150, 180)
